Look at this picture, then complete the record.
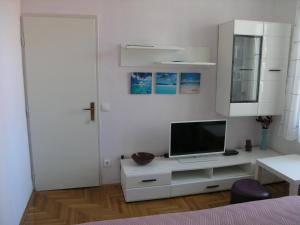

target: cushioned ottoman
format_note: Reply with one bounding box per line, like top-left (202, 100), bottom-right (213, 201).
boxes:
top-left (231, 178), bottom-right (270, 204)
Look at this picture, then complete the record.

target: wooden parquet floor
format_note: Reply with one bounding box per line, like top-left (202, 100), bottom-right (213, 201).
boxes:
top-left (21, 182), bottom-right (289, 225)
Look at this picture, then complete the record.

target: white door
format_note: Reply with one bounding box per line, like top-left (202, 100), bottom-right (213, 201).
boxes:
top-left (22, 16), bottom-right (100, 191)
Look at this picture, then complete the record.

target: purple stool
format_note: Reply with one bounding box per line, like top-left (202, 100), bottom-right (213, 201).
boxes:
top-left (231, 179), bottom-right (270, 204)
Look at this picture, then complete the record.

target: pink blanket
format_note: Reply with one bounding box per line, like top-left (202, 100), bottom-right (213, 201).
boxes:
top-left (79, 196), bottom-right (300, 225)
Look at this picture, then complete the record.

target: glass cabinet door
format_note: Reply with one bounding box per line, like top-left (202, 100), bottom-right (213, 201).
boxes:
top-left (231, 35), bottom-right (262, 103)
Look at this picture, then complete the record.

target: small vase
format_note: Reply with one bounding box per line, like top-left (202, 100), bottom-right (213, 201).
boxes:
top-left (260, 128), bottom-right (268, 150)
top-left (245, 139), bottom-right (252, 152)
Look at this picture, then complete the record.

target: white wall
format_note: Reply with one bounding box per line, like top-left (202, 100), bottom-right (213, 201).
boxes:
top-left (21, 0), bottom-right (297, 184)
top-left (0, 0), bottom-right (33, 224)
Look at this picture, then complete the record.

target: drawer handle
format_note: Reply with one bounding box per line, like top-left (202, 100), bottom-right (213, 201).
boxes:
top-left (141, 179), bottom-right (157, 183)
top-left (269, 69), bottom-right (281, 72)
top-left (206, 185), bottom-right (220, 189)
top-left (240, 68), bottom-right (254, 71)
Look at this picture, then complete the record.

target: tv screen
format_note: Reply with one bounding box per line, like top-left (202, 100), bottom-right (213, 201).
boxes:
top-left (169, 120), bottom-right (226, 157)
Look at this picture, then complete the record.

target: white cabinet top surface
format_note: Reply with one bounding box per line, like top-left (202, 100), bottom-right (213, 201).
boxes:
top-left (121, 148), bottom-right (281, 176)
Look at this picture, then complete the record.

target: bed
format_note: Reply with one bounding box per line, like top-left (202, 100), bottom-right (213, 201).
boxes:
top-left (79, 196), bottom-right (300, 225)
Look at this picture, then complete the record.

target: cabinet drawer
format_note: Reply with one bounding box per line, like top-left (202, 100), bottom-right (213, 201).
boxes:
top-left (171, 182), bottom-right (206, 197)
top-left (199, 177), bottom-right (252, 193)
top-left (125, 173), bottom-right (171, 189)
top-left (171, 176), bottom-right (253, 197)
top-left (124, 185), bottom-right (170, 202)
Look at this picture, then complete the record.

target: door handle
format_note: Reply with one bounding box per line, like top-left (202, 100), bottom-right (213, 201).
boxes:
top-left (206, 185), bottom-right (220, 189)
top-left (141, 179), bottom-right (157, 183)
top-left (240, 68), bottom-right (254, 71)
top-left (83, 102), bottom-right (95, 121)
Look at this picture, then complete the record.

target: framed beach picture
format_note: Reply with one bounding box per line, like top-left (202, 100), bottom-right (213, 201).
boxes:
top-left (180, 73), bottom-right (201, 94)
top-left (130, 72), bottom-right (152, 94)
top-left (155, 72), bottom-right (177, 94)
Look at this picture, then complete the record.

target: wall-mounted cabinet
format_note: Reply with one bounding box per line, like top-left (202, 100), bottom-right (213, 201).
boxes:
top-left (216, 20), bottom-right (291, 117)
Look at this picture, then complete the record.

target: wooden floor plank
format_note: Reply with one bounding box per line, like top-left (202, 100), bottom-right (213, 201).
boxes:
top-left (21, 182), bottom-right (289, 225)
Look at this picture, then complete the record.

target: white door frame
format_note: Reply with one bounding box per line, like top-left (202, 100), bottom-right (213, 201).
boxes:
top-left (21, 14), bottom-right (103, 189)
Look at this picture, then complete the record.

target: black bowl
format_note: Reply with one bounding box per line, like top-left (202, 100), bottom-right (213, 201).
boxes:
top-left (131, 152), bottom-right (155, 165)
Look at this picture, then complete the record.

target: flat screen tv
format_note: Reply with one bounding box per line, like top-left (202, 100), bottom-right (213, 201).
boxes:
top-left (169, 120), bottom-right (227, 158)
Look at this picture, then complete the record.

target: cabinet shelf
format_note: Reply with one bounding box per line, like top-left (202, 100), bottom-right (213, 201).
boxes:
top-left (172, 169), bottom-right (212, 185)
top-left (172, 164), bottom-right (251, 185)
top-left (213, 166), bottom-right (251, 179)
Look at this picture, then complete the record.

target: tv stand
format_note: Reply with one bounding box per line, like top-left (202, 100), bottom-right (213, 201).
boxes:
top-left (177, 155), bottom-right (221, 163)
top-left (121, 148), bottom-right (281, 202)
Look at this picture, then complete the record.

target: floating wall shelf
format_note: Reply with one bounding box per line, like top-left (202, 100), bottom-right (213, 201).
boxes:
top-left (123, 44), bottom-right (185, 51)
top-left (120, 44), bottom-right (214, 67)
top-left (157, 61), bottom-right (216, 66)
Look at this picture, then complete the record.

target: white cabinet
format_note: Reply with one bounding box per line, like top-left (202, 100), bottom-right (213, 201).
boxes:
top-left (121, 148), bottom-right (281, 202)
top-left (216, 20), bottom-right (291, 117)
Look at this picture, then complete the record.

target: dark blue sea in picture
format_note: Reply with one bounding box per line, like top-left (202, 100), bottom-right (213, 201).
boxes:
top-left (156, 72), bottom-right (177, 94)
top-left (131, 72), bottom-right (152, 94)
